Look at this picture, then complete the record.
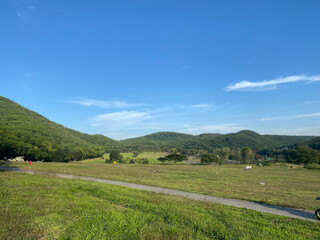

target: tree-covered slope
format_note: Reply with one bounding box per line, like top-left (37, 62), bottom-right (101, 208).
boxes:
top-left (143, 132), bottom-right (194, 141)
top-left (121, 129), bottom-right (314, 153)
top-left (0, 96), bottom-right (117, 161)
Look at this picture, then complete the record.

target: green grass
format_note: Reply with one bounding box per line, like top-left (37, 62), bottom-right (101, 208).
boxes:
top-left (94, 152), bottom-right (168, 164)
top-left (4, 161), bottom-right (320, 211)
top-left (0, 171), bottom-right (319, 239)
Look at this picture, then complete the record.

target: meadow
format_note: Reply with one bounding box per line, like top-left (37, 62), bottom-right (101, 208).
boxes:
top-left (97, 152), bottom-right (168, 164)
top-left (4, 159), bottom-right (320, 211)
top-left (1, 170), bottom-right (319, 239)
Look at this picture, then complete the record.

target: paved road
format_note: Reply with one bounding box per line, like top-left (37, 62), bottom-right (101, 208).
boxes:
top-left (1, 166), bottom-right (318, 222)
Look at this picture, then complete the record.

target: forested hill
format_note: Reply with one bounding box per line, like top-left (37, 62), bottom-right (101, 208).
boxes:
top-left (0, 96), bottom-right (315, 161)
top-left (0, 96), bottom-right (118, 161)
top-left (121, 130), bottom-right (314, 153)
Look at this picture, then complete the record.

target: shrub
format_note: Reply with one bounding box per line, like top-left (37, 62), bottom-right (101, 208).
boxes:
top-left (141, 159), bottom-right (149, 164)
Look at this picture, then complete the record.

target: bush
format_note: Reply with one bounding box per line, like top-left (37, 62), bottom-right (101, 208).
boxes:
top-left (304, 163), bottom-right (320, 170)
top-left (105, 158), bottom-right (112, 163)
top-left (141, 159), bottom-right (149, 164)
top-left (129, 159), bottom-right (135, 164)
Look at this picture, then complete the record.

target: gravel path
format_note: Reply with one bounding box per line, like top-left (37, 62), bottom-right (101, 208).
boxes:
top-left (1, 166), bottom-right (318, 222)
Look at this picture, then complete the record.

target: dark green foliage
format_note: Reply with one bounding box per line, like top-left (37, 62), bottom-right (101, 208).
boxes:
top-left (201, 153), bottom-right (219, 164)
top-left (299, 137), bottom-right (320, 150)
top-left (240, 147), bottom-right (254, 163)
top-left (109, 150), bottom-right (123, 163)
top-left (162, 153), bottom-right (187, 163)
top-left (157, 157), bottom-right (167, 164)
top-left (257, 137), bottom-right (320, 164)
top-left (143, 132), bottom-right (194, 141)
top-left (292, 146), bottom-right (320, 164)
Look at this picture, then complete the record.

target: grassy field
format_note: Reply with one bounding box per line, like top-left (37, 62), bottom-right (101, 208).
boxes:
top-left (0, 170), bottom-right (319, 239)
top-left (4, 161), bottom-right (320, 211)
top-left (85, 152), bottom-right (167, 164)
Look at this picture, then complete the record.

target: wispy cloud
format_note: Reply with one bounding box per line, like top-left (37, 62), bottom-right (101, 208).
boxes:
top-left (301, 100), bottom-right (320, 105)
top-left (225, 75), bottom-right (320, 91)
top-left (69, 98), bottom-right (146, 109)
top-left (13, 1), bottom-right (36, 21)
top-left (13, 0), bottom-right (62, 22)
top-left (184, 124), bottom-right (245, 135)
top-left (260, 112), bottom-right (320, 121)
top-left (16, 11), bottom-right (24, 19)
top-left (189, 104), bottom-right (213, 111)
top-left (91, 111), bottom-right (153, 127)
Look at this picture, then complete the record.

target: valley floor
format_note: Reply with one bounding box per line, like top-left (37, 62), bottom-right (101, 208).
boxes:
top-left (0, 166), bottom-right (317, 222)
top-left (1, 170), bottom-right (319, 239)
top-left (4, 161), bottom-right (320, 211)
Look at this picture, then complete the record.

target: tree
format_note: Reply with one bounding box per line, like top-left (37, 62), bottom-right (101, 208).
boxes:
top-left (201, 153), bottom-right (219, 164)
top-left (241, 147), bottom-right (254, 163)
top-left (109, 150), bottom-right (123, 163)
top-left (163, 153), bottom-right (187, 164)
top-left (229, 149), bottom-right (241, 160)
top-left (221, 147), bottom-right (230, 160)
top-left (295, 146), bottom-right (320, 164)
top-left (157, 157), bottom-right (167, 164)
top-left (53, 148), bottom-right (70, 162)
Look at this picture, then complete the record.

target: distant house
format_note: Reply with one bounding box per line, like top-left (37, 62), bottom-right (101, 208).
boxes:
top-left (9, 156), bottom-right (25, 162)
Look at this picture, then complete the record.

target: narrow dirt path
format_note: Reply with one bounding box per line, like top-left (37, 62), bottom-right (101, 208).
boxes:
top-left (1, 166), bottom-right (318, 222)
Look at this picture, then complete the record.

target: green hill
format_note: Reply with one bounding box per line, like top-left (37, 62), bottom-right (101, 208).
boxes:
top-left (121, 129), bottom-right (314, 153)
top-left (0, 96), bottom-right (315, 161)
top-left (0, 96), bottom-right (117, 161)
top-left (143, 132), bottom-right (194, 141)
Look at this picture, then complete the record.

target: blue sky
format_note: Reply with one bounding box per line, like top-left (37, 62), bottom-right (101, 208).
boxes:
top-left (1, 0), bottom-right (320, 140)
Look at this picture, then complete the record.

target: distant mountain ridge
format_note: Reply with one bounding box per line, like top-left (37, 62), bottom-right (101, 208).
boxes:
top-left (0, 96), bottom-right (315, 161)
top-left (121, 130), bottom-right (314, 153)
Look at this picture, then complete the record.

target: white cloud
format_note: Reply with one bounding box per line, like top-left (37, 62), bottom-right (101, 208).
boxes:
top-left (91, 111), bottom-right (153, 127)
top-left (69, 98), bottom-right (145, 109)
top-left (184, 124), bottom-right (245, 135)
top-left (189, 104), bottom-right (212, 110)
top-left (260, 112), bottom-right (320, 121)
top-left (225, 74), bottom-right (320, 91)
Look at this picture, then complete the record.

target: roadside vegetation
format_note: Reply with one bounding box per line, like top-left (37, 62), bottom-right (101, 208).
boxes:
top-left (1, 171), bottom-right (319, 239)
